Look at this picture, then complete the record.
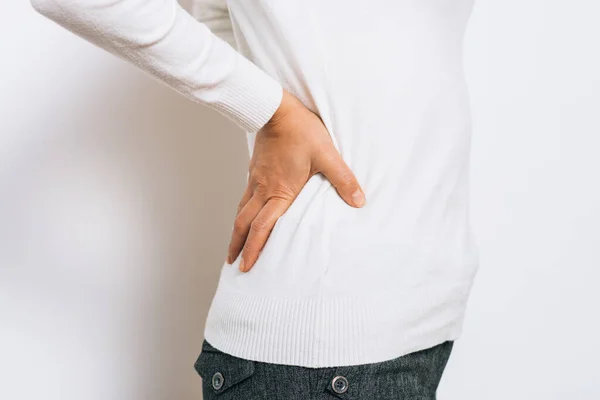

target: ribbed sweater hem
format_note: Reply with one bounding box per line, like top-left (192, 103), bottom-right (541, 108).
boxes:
top-left (203, 278), bottom-right (472, 368)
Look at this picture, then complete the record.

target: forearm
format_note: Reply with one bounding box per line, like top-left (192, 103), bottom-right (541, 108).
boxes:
top-left (30, 0), bottom-right (282, 132)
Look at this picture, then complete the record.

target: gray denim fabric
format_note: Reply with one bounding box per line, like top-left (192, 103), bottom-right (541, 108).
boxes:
top-left (194, 339), bottom-right (453, 399)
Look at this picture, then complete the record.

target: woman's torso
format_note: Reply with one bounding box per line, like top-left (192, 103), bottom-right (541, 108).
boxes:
top-left (222, 0), bottom-right (478, 294)
top-left (203, 0), bottom-right (479, 367)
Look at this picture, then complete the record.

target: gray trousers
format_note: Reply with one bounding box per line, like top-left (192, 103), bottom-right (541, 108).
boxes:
top-left (194, 339), bottom-right (453, 399)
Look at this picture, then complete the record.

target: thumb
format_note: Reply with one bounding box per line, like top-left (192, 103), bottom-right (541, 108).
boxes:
top-left (315, 150), bottom-right (366, 208)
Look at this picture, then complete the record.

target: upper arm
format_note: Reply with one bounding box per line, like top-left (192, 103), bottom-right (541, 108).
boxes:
top-left (190, 0), bottom-right (236, 48)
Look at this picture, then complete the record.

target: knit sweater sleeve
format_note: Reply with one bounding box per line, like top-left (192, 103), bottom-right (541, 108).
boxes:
top-left (190, 0), bottom-right (236, 48)
top-left (29, 0), bottom-right (283, 133)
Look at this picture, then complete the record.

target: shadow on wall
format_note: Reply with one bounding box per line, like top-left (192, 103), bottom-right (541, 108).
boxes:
top-left (1, 57), bottom-right (248, 399)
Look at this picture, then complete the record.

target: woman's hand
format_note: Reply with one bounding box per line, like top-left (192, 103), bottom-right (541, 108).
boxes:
top-left (227, 90), bottom-right (366, 272)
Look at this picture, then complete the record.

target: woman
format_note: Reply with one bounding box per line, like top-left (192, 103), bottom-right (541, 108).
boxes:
top-left (31, 0), bottom-right (479, 398)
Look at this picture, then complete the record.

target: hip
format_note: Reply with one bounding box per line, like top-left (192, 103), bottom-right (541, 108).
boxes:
top-left (194, 338), bottom-right (454, 400)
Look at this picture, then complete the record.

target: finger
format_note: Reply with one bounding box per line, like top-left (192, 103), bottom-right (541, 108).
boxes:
top-left (227, 194), bottom-right (265, 264)
top-left (239, 198), bottom-right (290, 272)
top-left (236, 184), bottom-right (253, 215)
top-left (315, 151), bottom-right (365, 208)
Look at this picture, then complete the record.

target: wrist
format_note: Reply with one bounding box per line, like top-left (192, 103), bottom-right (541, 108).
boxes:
top-left (264, 90), bottom-right (295, 129)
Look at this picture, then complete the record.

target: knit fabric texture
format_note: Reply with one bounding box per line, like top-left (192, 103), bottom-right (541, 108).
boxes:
top-left (32, 0), bottom-right (480, 368)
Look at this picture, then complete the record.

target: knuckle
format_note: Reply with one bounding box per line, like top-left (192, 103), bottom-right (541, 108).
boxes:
top-left (337, 172), bottom-right (356, 189)
top-left (249, 170), bottom-right (267, 185)
top-left (253, 180), bottom-right (269, 196)
top-left (251, 217), bottom-right (270, 233)
top-left (233, 216), bottom-right (247, 233)
top-left (270, 184), bottom-right (295, 201)
top-left (315, 152), bottom-right (335, 169)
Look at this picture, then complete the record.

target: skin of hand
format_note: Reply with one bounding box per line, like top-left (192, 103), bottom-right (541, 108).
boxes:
top-left (227, 90), bottom-right (366, 272)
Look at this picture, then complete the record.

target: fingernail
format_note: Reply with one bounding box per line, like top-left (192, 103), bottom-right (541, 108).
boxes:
top-left (352, 189), bottom-right (365, 207)
top-left (239, 258), bottom-right (246, 272)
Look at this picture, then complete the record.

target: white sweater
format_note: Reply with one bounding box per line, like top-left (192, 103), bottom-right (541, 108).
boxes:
top-left (31, 0), bottom-right (480, 368)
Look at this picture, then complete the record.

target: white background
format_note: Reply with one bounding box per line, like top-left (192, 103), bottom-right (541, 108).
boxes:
top-left (1, 1), bottom-right (599, 399)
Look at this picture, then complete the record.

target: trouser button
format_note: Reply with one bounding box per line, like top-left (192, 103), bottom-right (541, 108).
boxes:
top-left (331, 375), bottom-right (349, 394)
top-left (211, 372), bottom-right (224, 390)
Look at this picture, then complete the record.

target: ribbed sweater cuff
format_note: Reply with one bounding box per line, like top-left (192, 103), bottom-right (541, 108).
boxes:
top-left (211, 53), bottom-right (283, 133)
